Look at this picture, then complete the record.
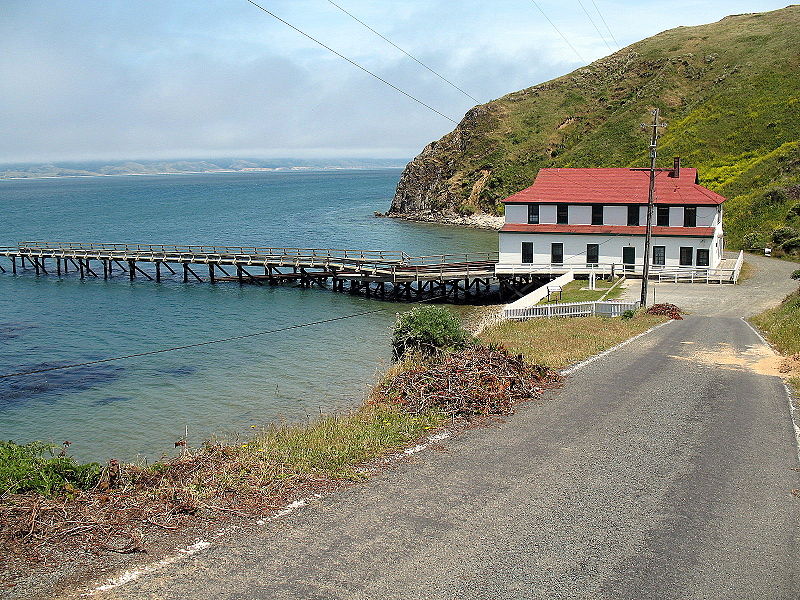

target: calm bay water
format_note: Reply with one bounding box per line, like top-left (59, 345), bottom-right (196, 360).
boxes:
top-left (0, 170), bottom-right (496, 462)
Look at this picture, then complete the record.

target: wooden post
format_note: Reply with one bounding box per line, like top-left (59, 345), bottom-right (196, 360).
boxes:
top-left (128, 259), bottom-right (135, 280)
top-left (209, 263), bottom-right (215, 283)
top-left (79, 259), bottom-right (84, 279)
top-left (155, 261), bottom-right (161, 282)
top-left (57, 257), bottom-right (62, 276)
top-left (12, 256), bottom-right (16, 274)
top-left (34, 257), bottom-right (40, 276)
top-left (183, 262), bottom-right (189, 283)
top-left (237, 265), bottom-right (243, 284)
top-left (103, 260), bottom-right (108, 280)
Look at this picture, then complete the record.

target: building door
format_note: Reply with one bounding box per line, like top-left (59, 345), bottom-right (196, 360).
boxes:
top-left (551, 243), bottom-right (563, 264)
top-left (586, 243), bottom-right (599, 267)
top-left (622, 247), bottom-right (635, 271)
top-left (521, 242), bottom-right (534, 264)
top-left (679, 247), bottom-right (693, 266)
top-left (696, 248), bottom-right (709, 266)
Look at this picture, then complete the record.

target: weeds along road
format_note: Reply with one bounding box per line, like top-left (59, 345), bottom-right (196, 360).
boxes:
top-left (83, 258), bottom-right (800, 600)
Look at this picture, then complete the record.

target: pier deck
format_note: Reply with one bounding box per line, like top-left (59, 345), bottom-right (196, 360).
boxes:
top-left (0, 242), bottom-right (517, 302)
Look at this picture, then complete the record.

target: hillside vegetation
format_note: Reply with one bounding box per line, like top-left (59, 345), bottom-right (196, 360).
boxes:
top-left (390, 5), bottom-right (800, 250)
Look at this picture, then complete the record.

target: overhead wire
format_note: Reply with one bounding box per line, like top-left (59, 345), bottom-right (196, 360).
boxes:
top-left (0, 309), bottom-right (388, 379)
top-left (243, 0), bottom-right (458, 123)
top-left (589, 0), bottom-right (621, 50)
top-left (528, 0), bottom-right (586, 63)
top-left (326, 0), bottom-right (479, 103)
top-left (576, 0), bottom-right (614, 52)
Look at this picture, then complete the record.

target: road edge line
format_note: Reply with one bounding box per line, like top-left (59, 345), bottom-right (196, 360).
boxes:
top-left (559, 318), bottom-right (674, 376)
top-left (740, 317), bottom-right (800, 464)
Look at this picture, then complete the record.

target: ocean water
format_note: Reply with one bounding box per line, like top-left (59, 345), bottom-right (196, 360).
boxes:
top-left (0, 171), bottom-right (496, 462)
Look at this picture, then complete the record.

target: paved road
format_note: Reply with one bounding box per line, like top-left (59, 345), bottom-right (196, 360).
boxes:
top-left (618, 252), bottom-right (797, 317)
top-left (86, 276), bottom-right (800, 598)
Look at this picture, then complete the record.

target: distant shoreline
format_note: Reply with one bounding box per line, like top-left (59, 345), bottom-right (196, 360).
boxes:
top-left (1, 166), bottom-right (405, 181)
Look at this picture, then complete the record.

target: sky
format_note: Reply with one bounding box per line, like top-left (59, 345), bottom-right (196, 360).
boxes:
top-left (0, 0), bottom-right (790, 164)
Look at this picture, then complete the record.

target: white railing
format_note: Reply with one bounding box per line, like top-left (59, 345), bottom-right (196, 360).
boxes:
top-left (504, 300), bottom-right (639, 320)
top-left (732, 250), bottom-right (744, 283)
top-left (504, 271), bottom-right (575, 311)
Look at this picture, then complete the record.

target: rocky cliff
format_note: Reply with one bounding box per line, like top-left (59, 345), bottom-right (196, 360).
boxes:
top-left (388, 5), bottom-right (800, 246)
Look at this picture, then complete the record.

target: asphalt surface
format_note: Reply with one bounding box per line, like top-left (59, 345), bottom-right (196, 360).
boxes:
top-left (618, 252), bottom-right (797, 317)
top-left (81, 257), bottom-right (799, 600)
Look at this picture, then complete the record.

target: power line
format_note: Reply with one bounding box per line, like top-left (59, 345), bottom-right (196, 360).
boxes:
top-left (243, 0), bottom-right (458, 124)
top-left (327, 0), bottom-right (479, 103)
top-left (0, 309), bottom-right (387, 379)
top-left (589, 0), bottom-right (621, 50)
top-left (576, 0), bottom-right (614, 53)
top-left (529, 0), bottom-right (585, 63)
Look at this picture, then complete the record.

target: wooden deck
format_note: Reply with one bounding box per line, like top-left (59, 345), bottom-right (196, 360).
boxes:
top-left (0, 241), bottom-right (520, 302)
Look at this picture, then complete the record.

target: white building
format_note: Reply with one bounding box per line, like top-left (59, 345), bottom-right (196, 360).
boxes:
top-left (495, 159), bottom-right (725, 275)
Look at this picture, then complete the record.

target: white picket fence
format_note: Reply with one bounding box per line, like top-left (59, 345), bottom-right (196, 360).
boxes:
top-left (504, 300), bottom-right (640, 320)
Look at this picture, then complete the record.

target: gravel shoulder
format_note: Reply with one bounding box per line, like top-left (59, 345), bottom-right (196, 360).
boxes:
top-left (618, 252), bottom-right (798, 316)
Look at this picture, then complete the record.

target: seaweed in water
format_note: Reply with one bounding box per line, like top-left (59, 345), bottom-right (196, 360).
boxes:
top-left (0, 322), bottom-right (37, 342)
top-left (0, 362), bottom-right (125, 403)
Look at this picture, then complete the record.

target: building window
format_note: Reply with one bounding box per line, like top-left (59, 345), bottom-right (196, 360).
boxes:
top-left (653, 246), bottom-right (666, 265)
top-left (657, 206), bottom-right (670, 227)
top-left (591, 205), bottom-right (604, 225)
top-left (551, 242), bottom-right (563, 264)
top-left (527, 204), bottom-right (539, 224)
top-left (627, 205), bottom-right (640, 226)
top-left (557, 204), bottom-right (569, 224)
top-left (586, 243), bottom-right (599, 266)
top-left (679, 247), bottom-right (693, 266)
top-left (684, 206), bottom-right (697, 228)
top-left (696, 248), bottom-right (709, 266)
top-left (522, 242), bottom-right (534, 264)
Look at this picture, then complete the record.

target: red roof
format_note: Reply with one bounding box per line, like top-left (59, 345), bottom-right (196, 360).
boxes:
top-left (501, 223), bottom-right (716, 237)
top-left (503, 168), bottom-right (725, 206)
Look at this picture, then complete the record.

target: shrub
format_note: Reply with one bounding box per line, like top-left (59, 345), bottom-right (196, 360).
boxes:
top-left (791, 270), bottom-right (800, 280)
top-left (782, 237), bottom-right (800, 253)
top-left (621, 309), bottom-right (636, 320)
top-left (765, 188), bottom-right (789, 205)
top-left (786, 203), bottom-right (800, 219)
top-left (391, 306), bottom-right (473, 359)
top-left (771, 227), bottom-right (797, 245)
top-left (0, 440), bottom-right (102, 496)
top-left (742, 232), bottom-right (764, 249)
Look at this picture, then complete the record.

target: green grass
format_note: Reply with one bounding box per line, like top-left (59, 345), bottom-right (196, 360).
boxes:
top-left (750, 289), bottom-right (800, 354)
top-left (0, 441), bottom-right (102, 496)
top-left (244, 403), bottom-right (444, 480)
top-left (537, 278), bottom-right (624, 304)
top-left (479, 313), bottom-right (667, 369)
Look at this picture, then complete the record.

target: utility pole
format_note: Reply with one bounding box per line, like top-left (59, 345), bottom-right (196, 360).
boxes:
top-left (640, 108), bottom-right (667, 307)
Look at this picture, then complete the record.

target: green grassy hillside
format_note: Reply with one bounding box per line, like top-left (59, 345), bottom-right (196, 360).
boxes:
top-left (391, 5), bottom-right (800, 251)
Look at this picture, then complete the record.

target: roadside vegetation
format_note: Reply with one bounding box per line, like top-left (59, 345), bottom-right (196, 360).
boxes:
top-left (480, 312), bottom-right (667, 370)
top-left (751, 289), bottom-right (800, 355)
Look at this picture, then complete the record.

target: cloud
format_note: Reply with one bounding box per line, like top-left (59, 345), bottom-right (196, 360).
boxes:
top-left (0, 0), bottom-right (789, 162)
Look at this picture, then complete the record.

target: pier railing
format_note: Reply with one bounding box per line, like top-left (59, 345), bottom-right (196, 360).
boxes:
top-left (17, 241), bottom-right (409, 264)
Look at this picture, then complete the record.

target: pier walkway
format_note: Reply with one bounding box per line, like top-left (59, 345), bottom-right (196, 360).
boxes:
top-left (0, 241), bottom-right (516, 302)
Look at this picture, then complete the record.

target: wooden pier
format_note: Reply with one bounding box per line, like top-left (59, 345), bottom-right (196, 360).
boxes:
top-left (0, 241), bottom-right (541, 303)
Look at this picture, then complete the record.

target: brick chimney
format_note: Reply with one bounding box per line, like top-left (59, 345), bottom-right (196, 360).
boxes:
top-left (670, 156), bottom-right (681, 178)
